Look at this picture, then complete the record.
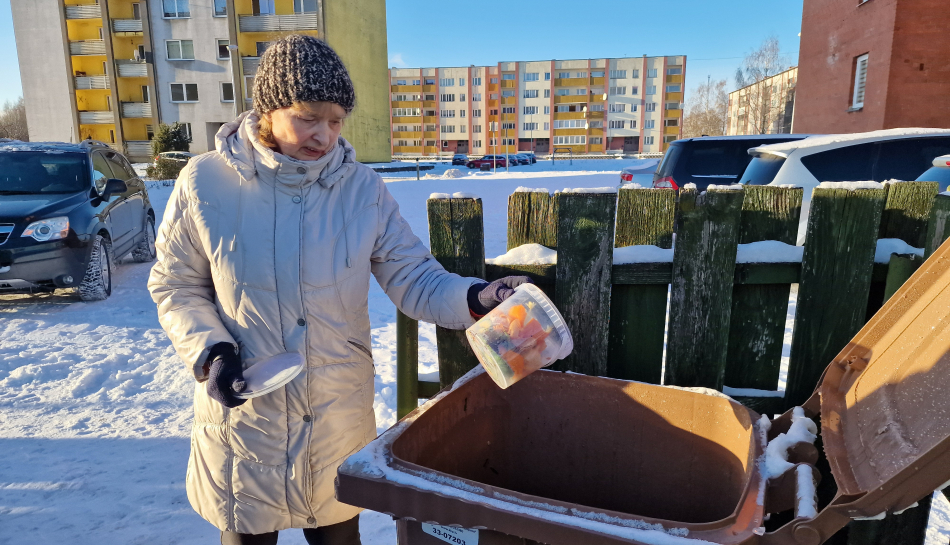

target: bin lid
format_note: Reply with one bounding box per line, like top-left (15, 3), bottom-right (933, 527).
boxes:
top-left (815, 237), bottom-right (950, 519)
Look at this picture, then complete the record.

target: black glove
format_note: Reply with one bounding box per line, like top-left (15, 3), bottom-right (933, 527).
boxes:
top-left (205, 342), bottom-right (247, 408)
top-left (467, 276), bottom-right (534, 317)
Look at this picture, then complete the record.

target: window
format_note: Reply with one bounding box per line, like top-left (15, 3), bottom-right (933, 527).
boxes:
top-left (608, 103), bottom-right (625, 113)
top-left (490, 77), bottom-right (498, 84)
top-left (217, 39), bottom-right (230, 60)
top-left (220, 82), bottom-right (234, 102)
top-left (543, 106), bottom-right (550, 114)
top-left (472, 109), bottom-right (482, 117)
top-left (253, 0), bottom-right (275, 14)
top-left (182, 122), bottom-right (192, 140)
top-left (666, 84), bottom-right (682, 93)
top-left (424, 110), bottom-right (436, 117)
top-left (631, 120), bottom-right (637, 129)
top-left (609, 69), bottom-right (626, 79)
top-left (440, 94), bottom-right (455, 102)
top-left (473, 140), bottom-right (482, 148)
top-left (255, 42), bottom-right (270, 56)
top-left (524, 106), bottom-right (538, 115)
top-left (460, 125), bottom-right (466, 133)
top-left (166, 40), bottom-right (194, 60)
top-left (647, 86), bottom-right (657, 95)
top-left (544, 72), bottom-right (551, 81)
top-left (609, 120), bottom-right (626, 129)
top-left (590, 137), bottom-right (602, 144)
top-left (543, 122), bottom-right (549, 130)
top-left (664, 135), bottom-right (678, 143)
top-left (502, 122), bottom-right (515, 130)
top-left (664, 119), bottom-right (679, 127)
top-left (575, 72), bottom-right (587, 78)
top-left (645, 102), bottom-right (657, 112)
top-left (555, 105), bottom-right (570, 112)
top-left (473, 125), bottom-right (482, 133)
top-left (556, 89), bottom-right (570, 96)
top-left (524, 89), bottom-right (538, 98)
top-left (490, 93), bottom-right (498, 100)
top-left (501, 90), bottom-right (515, 97)
top-left (631, 104), bottom-right (638, 112)
top-left (460, 93), bottom-right (466, 101)
top-left (543, 89), bottom-right (550, 98)
top-left (647, 68), bottom-right (657, 78)
top-left (609, 86), bottom-right (626, 95)
top-left (425, 140), bottom-right (436, 146)
top-left (644, 119), bottom-right (655, 129)
top-left (502, 73), bottom-right (515, 80)
top-left (244, 75), bottom-right (254, 97)
top-left (163, 0), bottom-right (190, 17)
top-left (413, 79), bottom-right (421, 85)
top-left (667, 67), bottom-right (682, 75)
top-left (631, 69), bottom-right (639, 78)
top-left (441, 125), bottom-right (455, 133)
top-left (666, 102), bottom-right (681, 110)
top-left (472, 93), bottom-right (481, 101)
top-left (425, 78), bottom-right (435, 85)
top-left (852, 53), bottom-right (869, 109)
top-left (170, 83), bottom-right (198, 102)
top-left (439, 78), bottom-right (454, 87)
top-left (589, 104), bottom-right (604, 112)
top-left (589, 120), bottom-right (603, 128)
top-left (293, 0), bottom-right (317, 13)
top-left (424, 94), bottom-right (435, 101)
top-left (458, 78), bottom-right (465, 86)
top-left (473, 77), bottom-right (482, 86)
top-left (553, 119), bottom-right (586, 128)
top-left (460, 110), bottom-right (466, 118)
top-left (141, 85), bottom-right (150, 103)
top-left (553, 135), bottom-right (586, 145)
top-left (524, 72), bottom-right (539, 81)
top-left (642, 136), bottom-right (654, 145)
top-left (489, 109), bottom-right (498, 116)
top-left (502, 106), bottom-right (515, 114)
top-left (393, 108), bottom-right (421, 116)
top-left (425, 124), bottom-right (436, 131)
top-left (574, 89), bottom-right (585, 95)
top-left (524, 122), bottom-right (538, 131)
top-left (631, 87), bottom-right (639, 95)
top-left (395, 79), bottom-right (407, 85)
top-left (213, 0), bottom-right (227, 16)
top-left (440, 110), bottom-right (455, 118)
top-left (591, 70), bottom-right (604, 78)
top-left (557, 72), bottom-right (570, 79)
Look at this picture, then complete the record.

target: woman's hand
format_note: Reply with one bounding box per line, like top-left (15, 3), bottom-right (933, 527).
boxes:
top-left (205, 342), bottom-right (247, 408)
top-left (467, 276), bottom-right (534, 318)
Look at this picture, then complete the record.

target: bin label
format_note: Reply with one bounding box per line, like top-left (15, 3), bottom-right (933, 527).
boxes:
top-left (421, 523), bottom-right (479, 545)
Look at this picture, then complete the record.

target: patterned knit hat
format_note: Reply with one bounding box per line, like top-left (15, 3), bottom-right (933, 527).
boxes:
top-left (253, 34), bottom-right (355, 114)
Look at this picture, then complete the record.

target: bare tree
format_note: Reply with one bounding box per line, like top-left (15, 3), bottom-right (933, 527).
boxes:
top-left (0, 98), bottom-right (29, 141)
top-left (682, 79), bottom-right (728, 138)
top-left (734, 37), bottom-right (791, 134)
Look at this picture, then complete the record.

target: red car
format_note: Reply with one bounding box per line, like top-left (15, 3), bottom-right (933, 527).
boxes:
top-left (466, 155), bottom-right (508, 169)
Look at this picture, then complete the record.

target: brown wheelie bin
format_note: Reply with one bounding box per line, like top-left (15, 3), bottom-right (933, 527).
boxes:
top-left (336, 239), bottom-right (950, 545)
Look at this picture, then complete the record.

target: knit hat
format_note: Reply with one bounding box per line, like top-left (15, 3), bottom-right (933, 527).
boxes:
top-left (253, 35), bottom-right (356, 114)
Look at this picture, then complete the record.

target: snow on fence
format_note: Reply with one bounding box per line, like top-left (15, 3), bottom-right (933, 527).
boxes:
top-left (395, 181), bottom-right (950, 544)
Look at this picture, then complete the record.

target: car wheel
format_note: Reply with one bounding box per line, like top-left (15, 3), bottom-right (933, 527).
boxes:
top-left (78, 234), bottom-right (113, 301)
top-left (130, 215), bottom-right (157, 263)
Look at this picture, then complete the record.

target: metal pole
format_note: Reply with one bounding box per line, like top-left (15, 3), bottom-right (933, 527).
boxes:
top-left (227, 44), bottom-right (240, 119)
top-left (416, 158), bottom-right (420, 180)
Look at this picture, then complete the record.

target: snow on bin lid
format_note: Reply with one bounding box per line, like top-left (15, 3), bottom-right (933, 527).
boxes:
top-left (814, 234), bottom-right (950, 518)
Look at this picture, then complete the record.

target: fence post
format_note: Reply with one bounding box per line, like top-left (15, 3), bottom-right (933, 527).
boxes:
top-left (785, 186), bottom-right (886, 409)
top-left (665, 186), bottom-right (745, 389)
top-left (608, 187), bottom-right (676, 383)
top-left (554, 191), bottom-right (617, 376)
top-left (924, 193), bottom-right (950, 258)
top-left (427, 196), bottom-right (486, 388)
top-left (396, 310), bottom-right (419, 419)
top-left (723, 186), bottom-right (803, 391)
top-left (507, 189), bottom-right (558, 250)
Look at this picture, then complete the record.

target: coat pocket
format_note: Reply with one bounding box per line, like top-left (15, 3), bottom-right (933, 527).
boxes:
top-left (347, 339), bottom-right (373, 361)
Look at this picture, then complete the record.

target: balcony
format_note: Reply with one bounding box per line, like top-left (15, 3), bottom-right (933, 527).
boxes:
top-left (501, 80), bottom-right (516, 88)
top-left (422, 115), bottom-right (438, 123)
top-left (554, 77), bottom-right (587, 87)
top-left (423, 131), bottom-right (437, 139)
top-left (79, 111), bottom-right (113, 124)
top-left (554, 95), bottom-right (586, 104)
top-left (69, 40), bottom-right (106, 55)
top-left (392, 131), bottom-right (422, 139)
top-left (501, 97), bottom-right (516, 105)
top-left (116, 60), bottom-right (148, 78)
top-left (422, 100), bottom-right (437, 108)
top-left (422, 85), bottom-right (436, 93)
top-left (125, 140), bottom-right (153, 158)
top-left (65, 5), bottom-right (101, 19)
top-left (242, 56), bottom-right (260, 76)
top-left (112, 19), bottom-right (143, 33)
top-left (391, 101), bottom-right (419, 109)
top-left (74, 75), bottom-right (109, 90)
top-left (390, 85), bottom-right (421, 93)
top-left (121, 102), bottom-right (152, 118)
top-left (590, 77), bottom-right (604, 86)
top-left (238, 13), bottom-right (319, 32)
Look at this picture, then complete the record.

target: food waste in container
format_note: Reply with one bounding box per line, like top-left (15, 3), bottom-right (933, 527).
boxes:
top-left (337, 239), bottom-right (950, 545)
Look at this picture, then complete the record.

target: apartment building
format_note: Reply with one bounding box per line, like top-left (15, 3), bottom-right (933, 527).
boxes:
top-left (726, 67), bottom-right (797, 136)
top-left (389, 55), bottom-right (686, 158)
top-left (12, 0), bottom-right (390, 163)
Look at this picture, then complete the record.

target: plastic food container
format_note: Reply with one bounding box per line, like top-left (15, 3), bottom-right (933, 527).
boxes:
top-left (465, 283), bottom-right (573, 389)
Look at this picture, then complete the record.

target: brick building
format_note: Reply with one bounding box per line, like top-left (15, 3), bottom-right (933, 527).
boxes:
top-left (794, 0), bottom-right (950, 134)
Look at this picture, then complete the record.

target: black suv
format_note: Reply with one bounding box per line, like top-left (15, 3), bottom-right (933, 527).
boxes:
top-left (0, 140), bottom-right (156, 300)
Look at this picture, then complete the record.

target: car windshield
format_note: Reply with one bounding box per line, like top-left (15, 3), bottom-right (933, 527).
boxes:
top-left (0, 151), bottom-right (89, 194)
top-left (916, 166), bottom-right (950, 192)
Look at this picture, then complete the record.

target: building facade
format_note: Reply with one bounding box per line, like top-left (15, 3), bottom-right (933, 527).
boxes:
top-left (726, 67), bottom-right (797, 136)
top-left (12, 0), bottom-right (390, 163)
top-left (794, 0), bottom-right (950, 134)
top-left (389, 55), bottom-right (686, 158)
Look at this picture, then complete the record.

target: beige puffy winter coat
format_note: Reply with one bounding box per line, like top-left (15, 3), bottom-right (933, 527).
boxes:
top-left (148, 112), bottom-right (478, 533)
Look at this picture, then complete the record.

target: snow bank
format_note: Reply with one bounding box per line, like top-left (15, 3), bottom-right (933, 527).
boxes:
top-left (875, 238), bottom-right (924, 263)
top-left (428, 192), bottom-right (481, 200)
top-left (817, 181), bottom-right (884, 191)
top-left (736, 241), bottom-right (803, 264)
top-left (707, 184), bottom-right (744, 191)
top-left (442, 169), bottom-right (464, 179)
top-left (560, 186), bottom-right (618, 194)
top-left (514, 187), bottom-right (552, 194)
top-left (613, 245), bottom-right (674, 264)
top-left (486, 243), bottom-right (557, 265)
top-left (620, 183), bottom-right (645, 189)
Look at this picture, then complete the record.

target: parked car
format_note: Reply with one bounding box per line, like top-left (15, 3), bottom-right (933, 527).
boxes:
top-left (915, 154), bottom-right (950, 191)
top-left (451, 154), bottom-right (468, 166)
top-left (619, 158), bottom-right (662, 184)
top-left (653, 134), bottom-right (811, 190)
top-left (156, 151), bottom-right (197, 164)
top-left (466, 155), bottom-right (509, 169)
top-left (522, 152), bottom-right (538, 164)
top-left (739, 129), bottom-right (950, 243)
top-left (0, 140), bottom-right (156, 300)
top-left (512, 154), bottom-right (530, 166)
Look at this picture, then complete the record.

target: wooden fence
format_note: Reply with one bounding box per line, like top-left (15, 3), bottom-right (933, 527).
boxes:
top-left (395, 182), bottom-right (950, 545)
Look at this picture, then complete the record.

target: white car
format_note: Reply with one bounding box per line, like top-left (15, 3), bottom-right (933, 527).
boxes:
top-left (739, 129), bottom-right (950, 243)
top-left (916, 154), bottom-right (950, 192)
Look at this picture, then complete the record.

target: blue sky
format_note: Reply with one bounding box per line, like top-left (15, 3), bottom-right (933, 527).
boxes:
top-left (0, 0), bottom-right (802, 106)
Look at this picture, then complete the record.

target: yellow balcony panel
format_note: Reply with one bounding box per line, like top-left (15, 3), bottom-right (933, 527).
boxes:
top-left (666, 92), bottom-right (683, 102)
top-left (665, 126), bottom-right (680, 135)
top-left (422, 101), bottom-right (437, 108)
top-left (393, 146), bottom-right (422, 153)
top-left (588, 111), bottom-right (604, 118)
top-left (422, 85), bottom-right (436, 93)
top-left (391, 85), bottom-right (421, 93)
top-left (488, 100), bottom-right (498, 107)
top-left (423, 116), bottom-right (438, 123)
top-left (666, 74), bottom-right (683, 84)
top-left (590, 77), bottom-right (604, 86)
top-left (590, 95), bottom-right (605, 103)
top-left (392, 116), bottom-right (421, 124)
top-left (424, 146), bottom-right (439, 153)
top-left (502, 114), bottom-right (517, 121)
top-left (488, 84), bottom-right (498, 91)
top-left (392, 131), bottom-right (422, 139)
top-left (589, 144), bottom-right (604, 152)
top-left (554, 95), bottom-right (588, 104)
top-left (554, 128), bottom-right (587, 136)
top-left (501, 80), bottom-right (516, 88)
top-left (589, 128), bottom-right (603, 136)
top-left (665, 109), bottom-right (682, 118)
top-left (554, 77), bottom-right (587, 87)
top-left (501, 97), bottom-right (516, 105)
top-left (552, 112), bottom-right (585, 120)
top-left (391, 101), bottom-right (420, 109)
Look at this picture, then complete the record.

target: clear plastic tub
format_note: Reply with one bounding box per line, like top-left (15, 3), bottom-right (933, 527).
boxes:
top-left (465, 283), bottom-right (573, 389)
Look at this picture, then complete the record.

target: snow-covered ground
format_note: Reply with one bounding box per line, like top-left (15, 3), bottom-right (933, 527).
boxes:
top-left (1, 163), bottom-right (948, 544)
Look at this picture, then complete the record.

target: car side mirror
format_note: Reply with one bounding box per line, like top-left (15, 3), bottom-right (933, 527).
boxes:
top-left (101, 178), bottom-right (128, 199)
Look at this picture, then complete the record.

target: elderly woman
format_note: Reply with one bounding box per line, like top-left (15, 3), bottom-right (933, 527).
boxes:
top-left (148, 36), bottom-right (526, 545)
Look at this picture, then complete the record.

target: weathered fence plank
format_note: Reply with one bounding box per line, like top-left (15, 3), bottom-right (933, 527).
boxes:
top-left (785, 187), bottom-right (886, 409)
top-left (924, 193), bottom-right (950, 258)
top-left (554, 192), bottom-right (617, 376)
top-left (427, 196), bottom-right (486, 387)
top-left (396, 310), bottom-right (419, 420)
top-left (665, 187), bottom-right (745, 389)
top-left (607, 187), bottom-right (676, 383)
top-left (725, 186), bottom-right (802, 390)
top-left (883, 253), bottom-right (924, 302)
top-left (845, 494), bottom-right (933, 545)
top-left (507, 189), bottom-right (557, 250)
